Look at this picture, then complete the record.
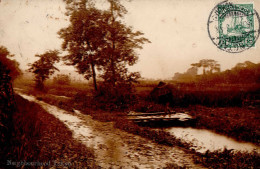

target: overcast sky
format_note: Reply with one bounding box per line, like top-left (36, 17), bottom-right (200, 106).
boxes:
top-left (0, 0), bottom-right (259, 79)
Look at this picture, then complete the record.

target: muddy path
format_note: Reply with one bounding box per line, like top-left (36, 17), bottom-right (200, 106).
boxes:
top-left (17, 92), bottom-right (205, 168)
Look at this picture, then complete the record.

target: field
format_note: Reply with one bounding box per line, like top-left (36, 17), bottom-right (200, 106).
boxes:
top-left (10, 77), bottom-right (260, 168)
top-left (135, 82), bottom-right (260, 144)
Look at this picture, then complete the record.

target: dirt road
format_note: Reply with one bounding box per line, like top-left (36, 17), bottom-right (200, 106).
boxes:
top-left (18, 93), bottom-right (205, 168)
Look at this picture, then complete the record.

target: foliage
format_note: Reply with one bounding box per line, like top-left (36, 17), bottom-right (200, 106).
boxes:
top-left (0, 45), bottom-right (21, 81)
top-left (59, 3), bottom-right (106, 90)
top-left (191, 59), bottom-right (220, 75)
top-left (100, 0), bottom-right (150, 88)
top-left (62, 0), bottom-right (95, 15)
top-left (0, 46), bottom-right (20, 166)
top-left (59, 0), bottom-right (150, 92)
top-left (174, 60), bottom-right (260, 84)
top-left (196, 61), bottom-right (260, 84)
top-left (173, 59), bottom-right (220, 82)
top-left (28, 50), bottom-right (60, 90)
top-left (173, 67), bottom-right (198, 82)
top-left (53, 74), bottom-right (71, 85)
top-left (94, 82), bottom-right (137, 110)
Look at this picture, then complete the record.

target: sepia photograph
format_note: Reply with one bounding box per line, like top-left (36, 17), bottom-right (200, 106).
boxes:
top-left (0, 0), bottom-right (259, 168)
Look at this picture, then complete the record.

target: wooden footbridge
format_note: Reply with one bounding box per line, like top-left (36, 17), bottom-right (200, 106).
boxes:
top-left (126, 111), bottom-right (197, 127)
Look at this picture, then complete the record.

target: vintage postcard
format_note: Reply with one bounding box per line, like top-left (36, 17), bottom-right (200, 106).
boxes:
top-left (0, 0), bottom-right (259, 168)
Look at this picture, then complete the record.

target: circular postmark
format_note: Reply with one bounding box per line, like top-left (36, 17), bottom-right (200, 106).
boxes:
top-left (207, 0), bottom-right (260, 53)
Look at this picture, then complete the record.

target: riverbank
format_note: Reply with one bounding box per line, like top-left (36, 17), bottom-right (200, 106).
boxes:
top-left (173, 105), bottom-right (260, 145)
top-left (14, 86), bottom-right (260, 168)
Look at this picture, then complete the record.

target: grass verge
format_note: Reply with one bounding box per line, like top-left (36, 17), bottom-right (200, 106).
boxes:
top-left (194, 149), bottom-right (260, 169)
top-left (2, 94), bottom-right (97, 168)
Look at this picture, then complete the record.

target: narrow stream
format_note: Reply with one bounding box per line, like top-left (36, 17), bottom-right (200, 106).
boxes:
top-left (164, 127), bottom-right (260, 153)
top-left (17, 92), bottom-right (204, 168)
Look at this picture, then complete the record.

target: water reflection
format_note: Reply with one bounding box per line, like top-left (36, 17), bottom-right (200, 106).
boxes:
top-left (128, 112), bottom-right (192, 121)
top-left (165, 127), bottom-right (260, 153)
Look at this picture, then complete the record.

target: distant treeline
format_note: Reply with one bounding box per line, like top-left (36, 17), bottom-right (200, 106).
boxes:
top-left (173, 60), bottom-right (260, 84)
top-left (197, 61), bottom-right (260, 84)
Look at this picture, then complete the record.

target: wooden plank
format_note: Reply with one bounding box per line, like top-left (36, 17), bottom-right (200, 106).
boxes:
top-left (127, 111), bottom-right (171, 116)
top-left (132, 118), bottom-right (189, 121)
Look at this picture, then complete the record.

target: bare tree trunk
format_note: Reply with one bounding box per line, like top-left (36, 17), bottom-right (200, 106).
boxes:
top-left (110, 41), bottom-right (116, 87)
top-left (86, 41), bottom-right (98, 91)
top-left (91, 62), bottom-right (98, 91)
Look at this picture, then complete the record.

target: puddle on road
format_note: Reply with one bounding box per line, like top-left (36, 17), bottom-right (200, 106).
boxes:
top-left (165, 127), bottom-right (260, 153)
top-left (14, 87), bottom-right (24, 91)
top-left (49, 94), bottom-right (71, 99)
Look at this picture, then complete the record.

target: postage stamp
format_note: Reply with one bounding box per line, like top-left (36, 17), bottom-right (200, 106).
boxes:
top-left (208, 1), bottom-right (260, 53)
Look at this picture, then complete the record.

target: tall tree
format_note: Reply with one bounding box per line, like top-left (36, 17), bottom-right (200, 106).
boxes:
top-left (60, 0), bottom-right (150, 91)
top-left (0, 46), bottom-right (21, 81)
top-left (191, 59), bottom-right (220, 75)
top-left (100, 0), bottom-right (150, 87)
top-left (28, 50), bottom-right (60, 90)
top-left (59, 2), bottom-right (106, 91)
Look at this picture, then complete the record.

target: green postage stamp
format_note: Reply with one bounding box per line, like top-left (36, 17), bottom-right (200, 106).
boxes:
top-left (208, 1), bottom-right (260, 53)
top-left (218, 4), bottom-right (254, 49)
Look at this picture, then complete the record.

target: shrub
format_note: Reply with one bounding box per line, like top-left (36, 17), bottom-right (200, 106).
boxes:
top-left (52, 74), bottom-right (71, 86)
top-left (94, 82), bottom-right (136, 110)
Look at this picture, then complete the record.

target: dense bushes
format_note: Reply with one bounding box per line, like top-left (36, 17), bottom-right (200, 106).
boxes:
top-left (92, 82), bottom-right (137, 110)
top-left (172, 90), bottom-right (246, 107)
top-left (144, 83), bottom-right (260, 107)
top-left (53, 74), bottom-right (71, 86)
